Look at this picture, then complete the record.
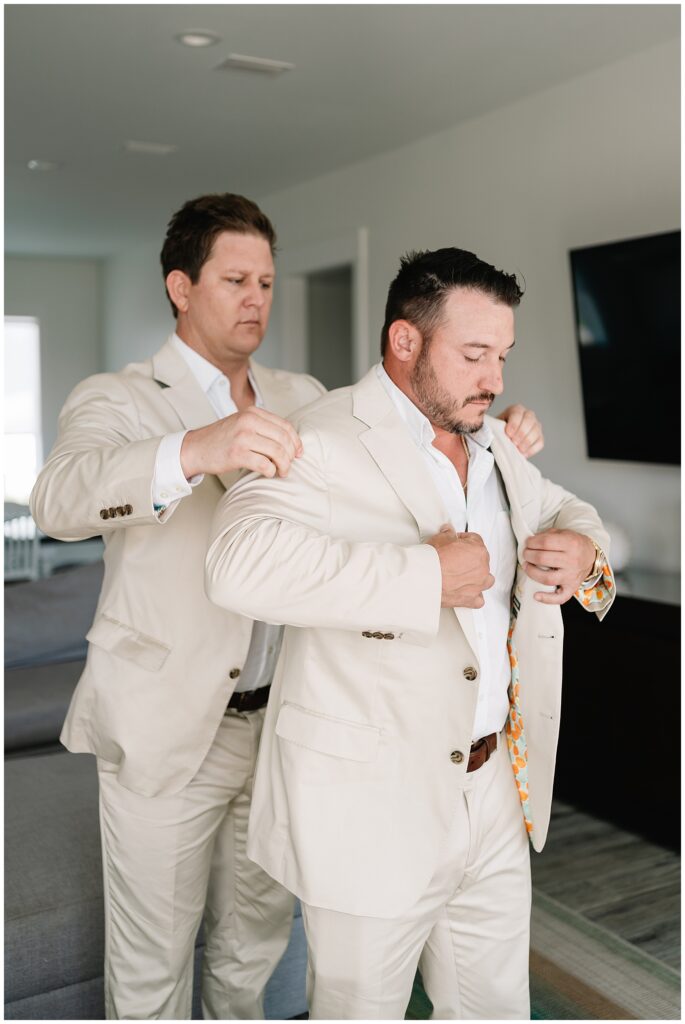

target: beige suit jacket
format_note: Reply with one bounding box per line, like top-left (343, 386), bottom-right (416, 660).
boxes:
top-left (30, 339), bottom-right (324, 796)
top-left (206, 366), bottom-right (614, 918)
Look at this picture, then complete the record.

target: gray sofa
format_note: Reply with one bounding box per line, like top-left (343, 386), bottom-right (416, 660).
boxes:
top-left (4, 564), bottom-right (308, 1019)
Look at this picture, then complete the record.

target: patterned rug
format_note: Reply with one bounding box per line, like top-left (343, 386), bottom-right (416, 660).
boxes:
top-left (406, 890), bottom-right (681, 1020)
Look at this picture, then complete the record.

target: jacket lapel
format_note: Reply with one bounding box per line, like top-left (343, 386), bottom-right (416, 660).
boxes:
top-left (352, 368), bottom-right (480, 657)
top-left (151, 340), bottom-right (243, 491)
top-left (151, 340), bottom-right (218, 431)
top-left (353, 369), bottom-right (447, 540)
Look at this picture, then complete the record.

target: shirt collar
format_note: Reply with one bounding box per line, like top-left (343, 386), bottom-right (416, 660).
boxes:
top-left (376, 362), bottom-right (492, 451)
top-left (169, 333), bottom-right (263, 406)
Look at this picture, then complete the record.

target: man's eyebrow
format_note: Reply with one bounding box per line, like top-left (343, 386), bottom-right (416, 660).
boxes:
top-left (462, 340), bottom-right (516, 350)
top-left (222, 268), bottom-right (275, 277)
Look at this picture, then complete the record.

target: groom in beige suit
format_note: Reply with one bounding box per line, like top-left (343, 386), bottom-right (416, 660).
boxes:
top-left (206, 247), bottom-right (615, 1019)
top-left (31, 195), bottom-right (545, 1018)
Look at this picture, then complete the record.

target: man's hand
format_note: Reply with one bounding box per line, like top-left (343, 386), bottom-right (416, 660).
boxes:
top-left (181, 407), bottom-right (303, 479)
top-left (425, 525), bottom-right (495, 608)
top-left (497, 404), bottom-right (544, 458)
top-left (523, 529), bottom-right (596, 604)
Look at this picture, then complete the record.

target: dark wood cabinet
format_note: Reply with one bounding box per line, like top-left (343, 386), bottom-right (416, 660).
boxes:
top-left (555, 584), bottom-right (680, 851)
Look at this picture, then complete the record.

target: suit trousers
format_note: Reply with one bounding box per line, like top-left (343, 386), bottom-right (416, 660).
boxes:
top-left (97, 706), bottom-right (295, 1020)
top-left (302, 734), bottom-right (531, 1020)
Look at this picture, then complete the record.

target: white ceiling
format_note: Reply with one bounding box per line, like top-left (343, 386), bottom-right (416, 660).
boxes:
top-left (5, 4), bottom-right (680, 257)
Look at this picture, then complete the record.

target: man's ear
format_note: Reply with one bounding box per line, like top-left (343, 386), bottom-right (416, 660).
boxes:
top-left (166, 270), bottom-right (192, 315)
top-left (387, 320), bottom-right (422, 363)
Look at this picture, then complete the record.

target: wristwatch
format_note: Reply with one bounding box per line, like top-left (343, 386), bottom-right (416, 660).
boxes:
top-left (581, 538), bottom-right (605, 585)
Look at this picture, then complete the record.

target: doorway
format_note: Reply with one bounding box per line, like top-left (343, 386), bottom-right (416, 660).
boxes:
top-left (305, 264), bottom-right (353, 391)
top-left (275, 227), bottom-right (369, 386)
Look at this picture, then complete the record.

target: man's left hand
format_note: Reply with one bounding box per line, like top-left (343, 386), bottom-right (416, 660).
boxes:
top-left (498, 404), bottom-right (544, 458)
top-left (523, 529), bottom-right (596, 604)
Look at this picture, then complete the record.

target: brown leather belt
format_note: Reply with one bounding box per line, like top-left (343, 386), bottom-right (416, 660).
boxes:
top-left (467, 732), bottom-right (498, 773)
top-left (226, 685), bottom-right (271, 714)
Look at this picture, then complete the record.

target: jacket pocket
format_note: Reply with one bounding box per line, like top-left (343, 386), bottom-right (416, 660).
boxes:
top-left (275, 702), bottom-right (380, 763)
top-left (86, 613), bottom-right (171, 672)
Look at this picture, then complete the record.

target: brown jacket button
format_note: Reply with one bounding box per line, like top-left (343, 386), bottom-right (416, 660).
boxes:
top-left (124, 504), bottom-right (133, 514)
top-left (108, 507), bottom-right (117, 518)
top-left (450, 750), bottom-right (464, 764)
top-left (362, 631), bottom-right (372, 638)
top-left (116, 506), bottom-right (126, 517)
top-left (372, 632), bottom-right (384, 639)
top-left (463, 666), bottom-right (478, 681)
top-left (229, 668), bottom-right (241, 679)
top-left (100, 509), bottom-right (110, 520)
top-left (383, 633), bottom-right (395, 640)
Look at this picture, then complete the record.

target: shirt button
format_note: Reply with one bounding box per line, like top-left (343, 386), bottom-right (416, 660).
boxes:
top-left (160, 491), bottom-right (169, 499)
top-left (463, 666), bottom-right (478, 681)
top-left (450, 750), bottom-right (464, 765)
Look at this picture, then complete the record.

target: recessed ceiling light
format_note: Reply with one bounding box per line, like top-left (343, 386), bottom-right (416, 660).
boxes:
top-left (175, 30), bottom-right (220, 48)
top-left (124, 140), bottom-right (178, 156)
top-left (216, 53), bottom-right (295, 76)
top-left (27, 159), bottom-right (60, 172)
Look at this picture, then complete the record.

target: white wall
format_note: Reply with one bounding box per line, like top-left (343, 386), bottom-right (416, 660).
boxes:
top-left (254, 39), bottom-right (680, 572)
top-left (103, 243), bottom-right (173, 370)
top-left (5, 256), bottom-right (102, 455)
top-left (92, 37), bottom-right (679, 571)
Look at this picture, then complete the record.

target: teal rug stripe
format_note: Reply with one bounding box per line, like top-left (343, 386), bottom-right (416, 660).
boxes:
top-left (532, 889), bottom-right (680, 990)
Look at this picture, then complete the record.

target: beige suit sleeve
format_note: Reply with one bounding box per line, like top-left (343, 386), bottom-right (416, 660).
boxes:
top-left (30, 373), bottom-right (166, 541)
top-left (206, 426), bottom-right (442, 645)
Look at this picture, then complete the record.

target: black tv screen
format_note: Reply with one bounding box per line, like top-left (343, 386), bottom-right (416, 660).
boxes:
top-left (569, 231), bottom-right (680, 466)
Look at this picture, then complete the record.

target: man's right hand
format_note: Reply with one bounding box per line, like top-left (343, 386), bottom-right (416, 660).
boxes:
top-left (425, 525), bottom-right (494, 608)
top-left (180, 407), bottom-right (303, 479)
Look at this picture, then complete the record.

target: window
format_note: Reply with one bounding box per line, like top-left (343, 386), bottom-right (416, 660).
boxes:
top-left (4, 316), bottom-right (43, 504)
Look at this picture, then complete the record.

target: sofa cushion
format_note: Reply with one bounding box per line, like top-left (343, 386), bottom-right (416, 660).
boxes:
top-left (5, 749), bottom-right (306, 1018)
top-left (5, 752), bottom-right (104, 1002)
top-left (5, 660), bottom-right (83, 751)
top-left (5, 562), bottom-right (103, 669)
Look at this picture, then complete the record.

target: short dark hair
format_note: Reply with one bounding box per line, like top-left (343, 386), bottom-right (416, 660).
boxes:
top-left (160, 193), bottom-right (277, 317)
top-left (381, 247), bottom-right (523, 355)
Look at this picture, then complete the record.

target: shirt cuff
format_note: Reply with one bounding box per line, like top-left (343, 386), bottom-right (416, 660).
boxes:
top-left (152, 431), bottom-right (204, 518)
top-left (575, 561), bottom-right (615, 611)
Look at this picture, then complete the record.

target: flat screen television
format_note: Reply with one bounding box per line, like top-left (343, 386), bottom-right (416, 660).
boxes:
top-left (569, 230), bottom-right (680, 466)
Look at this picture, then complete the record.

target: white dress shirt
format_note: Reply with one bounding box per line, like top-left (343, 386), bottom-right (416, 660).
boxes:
top-left (377, 363), bottom-right (517, 740)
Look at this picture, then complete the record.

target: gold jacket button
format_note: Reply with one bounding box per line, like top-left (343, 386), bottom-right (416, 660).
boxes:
top-left (463, 666), bottom-right (478, 681)
top-left (100, 509), bottom-right (109, 520)
top-left (229, 668), bottom-right (241, 679)
top-left (450, 750), bottom-right (464, 764)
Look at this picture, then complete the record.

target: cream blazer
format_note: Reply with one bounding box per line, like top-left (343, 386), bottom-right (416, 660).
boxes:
top-left (206, 366), bottom-right (614, 919)
top-left (30, 339), bottom-right (324, 796)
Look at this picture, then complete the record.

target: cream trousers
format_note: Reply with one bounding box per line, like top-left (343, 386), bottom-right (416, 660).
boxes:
top-left (98, 707), bottom-right (294, 1020)
top-left (302, 734), bottom-right (531, 1020)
